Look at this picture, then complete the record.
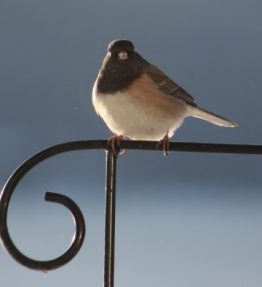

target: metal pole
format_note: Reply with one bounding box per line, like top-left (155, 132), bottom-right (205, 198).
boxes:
top-left (0, 140), bottom-right (261, 273)
top-left (104, 150), bottom-right (117, 287)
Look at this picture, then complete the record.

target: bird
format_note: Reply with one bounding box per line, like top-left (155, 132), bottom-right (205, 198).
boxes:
top-left (92, 39), bottom-right (237, 156)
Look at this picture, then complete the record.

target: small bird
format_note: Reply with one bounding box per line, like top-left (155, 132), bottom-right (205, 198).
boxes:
top-left (92, 39), bottom-right (237, 156)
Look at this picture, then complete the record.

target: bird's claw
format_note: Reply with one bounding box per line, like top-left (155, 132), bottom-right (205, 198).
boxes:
top-left (156, 134), bottom-right (170, 157)
top-left (107, 135), bottom-right (125, 155)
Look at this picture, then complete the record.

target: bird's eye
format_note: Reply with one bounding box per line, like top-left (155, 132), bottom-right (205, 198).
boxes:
top-left (118, 52), bottom-right (128, 60)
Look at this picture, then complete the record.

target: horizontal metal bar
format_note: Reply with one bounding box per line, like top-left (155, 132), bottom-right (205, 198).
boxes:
top-left (18, 140), bottom-right (262, 158)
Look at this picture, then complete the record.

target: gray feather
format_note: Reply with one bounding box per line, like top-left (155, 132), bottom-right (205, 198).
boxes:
top-left (190, 107), bottom-right (238, 127)
top-left (146, 65), bottom-right (197, 106)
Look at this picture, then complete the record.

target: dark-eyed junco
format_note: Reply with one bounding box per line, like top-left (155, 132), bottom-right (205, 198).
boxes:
top-left (92, 40), bottom-right (237, 156)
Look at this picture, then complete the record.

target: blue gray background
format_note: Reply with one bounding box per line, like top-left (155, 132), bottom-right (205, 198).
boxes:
top-left (1, 0), bottom-right (262, 286)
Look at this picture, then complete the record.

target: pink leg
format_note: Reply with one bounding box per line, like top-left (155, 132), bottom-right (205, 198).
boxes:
top-left (156, 133), bottom-right (170, 158)
top-left (107, 135), bottom-right (124, 155)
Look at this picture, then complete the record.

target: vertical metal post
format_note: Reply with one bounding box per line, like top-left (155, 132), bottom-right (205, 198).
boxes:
top-left (104, 150), bottom-right (117, 287)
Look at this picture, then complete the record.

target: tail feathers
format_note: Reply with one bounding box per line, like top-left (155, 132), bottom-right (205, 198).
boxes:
top-left (190, 107), bottom-right (238, 128)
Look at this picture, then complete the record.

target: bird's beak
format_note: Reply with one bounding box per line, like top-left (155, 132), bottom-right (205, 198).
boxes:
top-left (118, 51), bottom-right (128, 60)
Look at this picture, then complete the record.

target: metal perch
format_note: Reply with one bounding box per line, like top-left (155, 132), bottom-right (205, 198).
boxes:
top-left (0, 140), bottom-right (262, 286)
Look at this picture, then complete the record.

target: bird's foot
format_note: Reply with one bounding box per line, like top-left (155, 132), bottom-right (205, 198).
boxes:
top-left (107, 135), bottom-right (125, 155)
top-left (156, 133), bottom-right (170, 158)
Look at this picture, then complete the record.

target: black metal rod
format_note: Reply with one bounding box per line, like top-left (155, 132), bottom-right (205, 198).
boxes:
top-left (1, 140), bottom-right (262, 273)
top-left (104, 150), bottom-right (117, 287)
top-left (0, 190), bottom-right (85, 271)
top-left (120, 141), bottom-right (262, 154)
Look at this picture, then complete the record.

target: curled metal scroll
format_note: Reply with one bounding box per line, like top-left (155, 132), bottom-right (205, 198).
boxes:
top-left (1, 140), bottom-right (262, 274)
top-left (0, 140), bottom-right (113, 271)
top-left (0, 142), bottom-right (93, 271)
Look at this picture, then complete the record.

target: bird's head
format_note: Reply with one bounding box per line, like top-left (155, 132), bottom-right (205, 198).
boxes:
top-left (107, 40), bottom-right (135, 61)
top-left (96, 39), bottom-right (149, 93)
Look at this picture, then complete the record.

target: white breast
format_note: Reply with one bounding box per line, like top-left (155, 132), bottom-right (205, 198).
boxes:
top-left (92, 75), bottom-right (189, 140)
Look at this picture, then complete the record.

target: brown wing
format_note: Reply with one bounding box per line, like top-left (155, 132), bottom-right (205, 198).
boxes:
top-left (145, 65), bottom-right (197, 106)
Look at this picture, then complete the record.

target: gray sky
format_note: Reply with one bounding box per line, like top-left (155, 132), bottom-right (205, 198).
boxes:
top-left (1, 0), bottom-right (262, 286)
